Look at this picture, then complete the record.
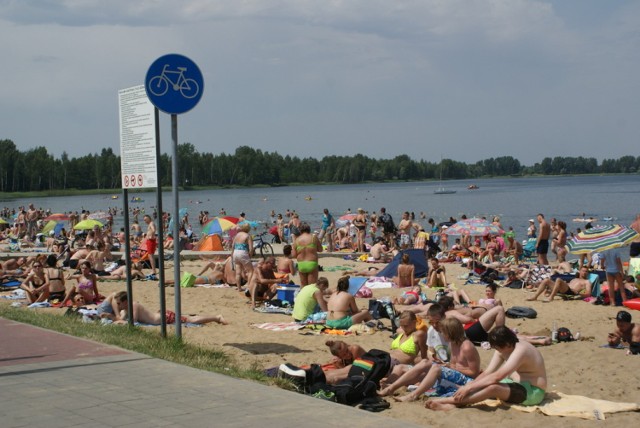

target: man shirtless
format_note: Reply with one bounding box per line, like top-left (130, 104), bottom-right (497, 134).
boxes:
top-left (426, 326), bottom-right (547, 410)
top-left (535, 213), bottom-right (551, 265)
top-left (397, 212), bottom-right (413, 250)
top-left (369, 239), bottom-right (392, 262)
top-left (526, 266), bottom-right (592, 302)
top-left (608, 310), bottom-right (640, 355)
top-left (143, 214), bottom-right (157, 278)
top-left (247, 257), bottom-right (282, 307)
top-left (26, 203), bottom-right (39, 238)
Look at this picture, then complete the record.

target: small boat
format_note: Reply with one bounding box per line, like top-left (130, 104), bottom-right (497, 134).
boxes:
top-left (467, 184), bottom-right (479, 190)
top-left (111, 195), bottom-right (119, 199)
top-left (304, 196), bottom-right (313, 201)
top-left (130, 197), bottom-right (144, 203)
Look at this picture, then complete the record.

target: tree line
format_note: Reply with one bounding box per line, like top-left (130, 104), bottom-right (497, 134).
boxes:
top-left (1, 139), bottom-right (638, 192)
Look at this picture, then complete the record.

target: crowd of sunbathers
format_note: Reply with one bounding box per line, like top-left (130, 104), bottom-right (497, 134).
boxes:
top-left (2, 204), bottom-right (640, 410)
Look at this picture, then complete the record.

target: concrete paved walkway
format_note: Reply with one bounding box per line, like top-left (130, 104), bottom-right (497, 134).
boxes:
top-left (0, 318), bottom-right (418, 428)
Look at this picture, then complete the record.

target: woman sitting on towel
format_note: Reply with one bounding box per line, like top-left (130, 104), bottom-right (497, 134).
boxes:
top-left (326, 276), bottom-right (372, 330)
top-left (426, 258), bottom-right (447, 288)
top-left (393, 253), bottom-right (416, 288)
top-left (390, 311), bottom-right (428, 365)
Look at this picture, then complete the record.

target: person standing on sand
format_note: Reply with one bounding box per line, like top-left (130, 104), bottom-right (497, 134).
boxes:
top-left (397, 212), bottom-right (413, 250)
top-left (630, 214), bottom-right (640, 258)
top-left (143, 215), bottom-right (158, 280)
top-left (425, 326), bottom-right (547, 411)
top-left (292, 222), bottom-right (322, 287)
top-left (318, 208), bottom-right (335, 252)
top-left (353, 208), bottom-right (367, 253)
top-left (536, 213), bottom-right (551, 265)
top-left (26, 203), bottom-right (38, 239)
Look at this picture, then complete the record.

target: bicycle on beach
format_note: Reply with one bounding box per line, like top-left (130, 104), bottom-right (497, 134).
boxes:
top-left (253, 232), bottom-right (274, 259)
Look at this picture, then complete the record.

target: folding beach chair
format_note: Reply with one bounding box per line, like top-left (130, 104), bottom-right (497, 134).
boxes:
top-left (521, 238), bottom-right (537, 262)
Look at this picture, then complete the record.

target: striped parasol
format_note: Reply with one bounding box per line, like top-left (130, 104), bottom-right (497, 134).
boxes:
top-left (443, 218), bottom-right (504, 236)
top-left (567, 224), bottom-right (639, 255)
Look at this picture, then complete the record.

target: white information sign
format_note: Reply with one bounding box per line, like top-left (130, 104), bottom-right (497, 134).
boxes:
top-left (118, 85), bottom-right (158, 189)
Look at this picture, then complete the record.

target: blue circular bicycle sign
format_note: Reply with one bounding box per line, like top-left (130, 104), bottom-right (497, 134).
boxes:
top-left (145, 54), bottom-right (204, 114)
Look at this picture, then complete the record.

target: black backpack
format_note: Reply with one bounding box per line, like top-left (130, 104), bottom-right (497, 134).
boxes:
top-left (308, 349), bottom-right (391, 406)
top-left (368, 300), bottom-right (400, 334)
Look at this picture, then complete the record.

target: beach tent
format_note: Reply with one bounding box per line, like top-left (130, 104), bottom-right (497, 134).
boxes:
top-left (196, 234), bottom-right (223, 251)
top-left (378, 249), bottom-right (428, 278)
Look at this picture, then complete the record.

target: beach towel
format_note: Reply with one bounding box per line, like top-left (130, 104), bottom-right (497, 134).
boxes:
top-left (0, 279), bottom-right (22, 288)
top-left (0, 289), bottom-right (27, 300)
top-left (322, 265), bottom-right (355, 272)
top-left (365, 277), bottom-right (394, 289)
top-left (194, 283), bottom-right (231, 288)
top-left (253, 305), bottom-right (293, 315)
top-left (478, 392), bottom-right (640, 420)
top-left (252, 322), bottom-right (305, 331)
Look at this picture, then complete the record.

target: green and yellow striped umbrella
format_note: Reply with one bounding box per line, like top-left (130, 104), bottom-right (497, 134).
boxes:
top-left (567, 224), bottom-right (639, 254)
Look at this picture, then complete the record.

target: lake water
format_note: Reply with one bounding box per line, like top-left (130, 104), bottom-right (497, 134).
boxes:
top-left (2, 175), bottom-right (639, 241)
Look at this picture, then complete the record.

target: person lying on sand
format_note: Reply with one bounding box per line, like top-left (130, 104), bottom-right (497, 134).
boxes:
top-left (526, 266), bottom-right (592, 302)
top-left (114, 295), bottom-right (227, 326)
top-left (608, 310), bottom-right (640, 355)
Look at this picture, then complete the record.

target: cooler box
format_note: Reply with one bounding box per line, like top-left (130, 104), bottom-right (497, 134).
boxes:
top-left (277, 285), bottom-right (300, 303)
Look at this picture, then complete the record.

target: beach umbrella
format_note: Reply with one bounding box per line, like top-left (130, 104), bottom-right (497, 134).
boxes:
top-left (567, 224), bottom-right (639, 255)
top-left (220, 216), bottom-right (240, 224)
top-left (443, 218), bottom-right (504, 236)
top-left (45, 213), bottom-right (69, 221)
top-left (339, 213), bottom-right (357, 222)
top-left (73, 219), bottom-right (104, 230)
top-left (88, 211), bottom-right (109, 220)
top-left (168, 207), bottom-right (189, 232)
top-left (201, 217), bottom-right (236, 236)
top-left (0, 217), bottom-right (8, 225)
top-left (41, 220), bottom-right (58, 235)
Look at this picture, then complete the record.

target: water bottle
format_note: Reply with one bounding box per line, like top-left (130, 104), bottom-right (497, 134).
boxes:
top-left (551, 320), bottom-right (558, 343)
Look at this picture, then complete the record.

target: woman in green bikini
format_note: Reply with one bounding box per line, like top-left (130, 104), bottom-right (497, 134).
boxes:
top-left (291, 222), bottom-right (322, 286)
top-left (326, 276), bottom-right (372, 329)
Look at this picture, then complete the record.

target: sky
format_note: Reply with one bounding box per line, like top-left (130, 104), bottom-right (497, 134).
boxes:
top-left (1, 0), bottom-right (639, 165)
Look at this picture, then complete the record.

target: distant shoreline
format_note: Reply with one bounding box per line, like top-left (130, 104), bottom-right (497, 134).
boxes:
top-left (1, 172), bottom-right (637, 200)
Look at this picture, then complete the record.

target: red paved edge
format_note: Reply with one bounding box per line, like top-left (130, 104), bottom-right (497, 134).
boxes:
top-left (0, 317), bottom-right (129, 367)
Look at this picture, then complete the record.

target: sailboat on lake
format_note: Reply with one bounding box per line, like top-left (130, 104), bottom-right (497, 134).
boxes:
top-left (434, 157), bottom-right (456, 194)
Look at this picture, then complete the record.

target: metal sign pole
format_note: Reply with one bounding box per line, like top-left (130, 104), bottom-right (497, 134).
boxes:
top-left (144, 54), bottom-right (203, 340)
top-left (154, 107), bottom-right (167, 337)
top-left (171, 113), bottom-right (182, 339)
top-left (122, 188), bottom-right (134, 327)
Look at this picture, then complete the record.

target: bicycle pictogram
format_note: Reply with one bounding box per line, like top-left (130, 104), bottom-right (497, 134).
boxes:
top-left (148, 64), bottom-right (200, 99)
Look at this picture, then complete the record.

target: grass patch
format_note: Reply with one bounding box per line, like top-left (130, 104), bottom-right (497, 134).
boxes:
top-left (0, 305), bottom-right (292, 389)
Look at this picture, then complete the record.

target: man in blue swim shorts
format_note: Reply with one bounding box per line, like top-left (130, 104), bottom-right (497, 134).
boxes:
top-left (425, 326), bottom-right (547, 411)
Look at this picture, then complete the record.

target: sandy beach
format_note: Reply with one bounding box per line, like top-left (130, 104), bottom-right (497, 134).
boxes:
top-left (2, 249), bottom-right (639, 426)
